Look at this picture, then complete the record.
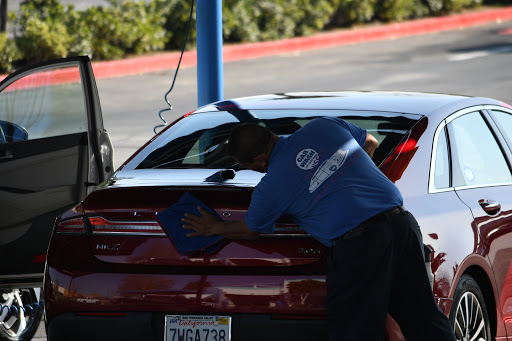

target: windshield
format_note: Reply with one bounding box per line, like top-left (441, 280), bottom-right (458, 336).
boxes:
top-left (131, 109), bottom-right (420, 170)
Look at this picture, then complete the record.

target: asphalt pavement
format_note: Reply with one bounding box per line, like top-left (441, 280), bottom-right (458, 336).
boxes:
top-left (33, 325), bottom-right (46, 341)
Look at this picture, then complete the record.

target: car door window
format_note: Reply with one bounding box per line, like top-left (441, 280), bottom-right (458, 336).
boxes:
top-left (0, 66), bottom-right (88, 142)
top-left (434, 126), bottom-right (450, 189)
top-left (447, 111), bottom-right (512, 187)
top-left (491, 110), bottom-right (512, 147)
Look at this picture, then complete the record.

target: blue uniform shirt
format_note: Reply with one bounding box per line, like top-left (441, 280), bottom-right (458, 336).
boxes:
top-left (244, 117), bottom-right (403, 247)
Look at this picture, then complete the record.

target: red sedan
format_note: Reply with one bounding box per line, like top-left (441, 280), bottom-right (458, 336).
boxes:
top-left (46, 72), bottom-right (512, 340)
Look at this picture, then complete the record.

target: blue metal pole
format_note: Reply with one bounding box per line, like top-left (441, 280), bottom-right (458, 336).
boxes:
top-left (196, 0), bottom-right (224, 107)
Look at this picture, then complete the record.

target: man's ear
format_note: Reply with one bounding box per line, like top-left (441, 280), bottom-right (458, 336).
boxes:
top-left (252, 153), bottom-right (266, 163)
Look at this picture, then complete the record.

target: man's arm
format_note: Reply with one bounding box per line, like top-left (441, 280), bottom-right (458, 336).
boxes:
top-left (182, 207), bottom-right (261, 240)
top-left (362, 133), bottom-right (378, 159)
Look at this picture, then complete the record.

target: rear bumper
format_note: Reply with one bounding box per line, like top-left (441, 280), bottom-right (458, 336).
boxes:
top-left (46, 312), bottom-right (328, 341)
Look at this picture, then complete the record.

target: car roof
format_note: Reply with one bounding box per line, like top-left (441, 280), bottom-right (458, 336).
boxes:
top-left (198, 91), bottom-right (501, 116)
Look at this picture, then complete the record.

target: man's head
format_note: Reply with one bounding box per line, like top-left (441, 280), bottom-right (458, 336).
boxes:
top-left (228, 123), bottom-right (277, 173)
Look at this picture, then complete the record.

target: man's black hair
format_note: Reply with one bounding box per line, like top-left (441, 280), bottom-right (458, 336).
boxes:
top-left (228, 123), bottom-right (272, 163)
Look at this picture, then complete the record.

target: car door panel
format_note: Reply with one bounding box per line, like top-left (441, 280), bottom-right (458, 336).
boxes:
top-left (0, 134), bottom-right (87, 232)
top-left (455, 186), bottom-right (512, 333)
top-left (446, 109), bottom-right (512, 337)
top-left (0, 56), bottom-right (113, 286)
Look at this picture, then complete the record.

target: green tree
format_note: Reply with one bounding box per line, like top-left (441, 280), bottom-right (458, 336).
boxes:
top-left (14, 0), bottom-right (73, 63)
top-left (0, 31), bottom-right (20, 72)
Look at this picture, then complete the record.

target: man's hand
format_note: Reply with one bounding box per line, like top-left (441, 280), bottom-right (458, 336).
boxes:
top-left (182, 207), bottom-right (220, 237)
top-left (182, 207), bottom-right (261, 240)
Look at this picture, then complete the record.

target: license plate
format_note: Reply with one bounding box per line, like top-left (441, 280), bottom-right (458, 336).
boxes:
top-left (164, 315), bottom-right (231, 341)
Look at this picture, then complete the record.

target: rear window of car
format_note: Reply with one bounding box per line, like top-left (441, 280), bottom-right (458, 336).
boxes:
top-left (132, 109), bottom-right (420, 170)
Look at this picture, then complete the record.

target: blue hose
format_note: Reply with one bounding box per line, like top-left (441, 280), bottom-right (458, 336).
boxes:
top-left (0, 300), bottom-right (43, 321)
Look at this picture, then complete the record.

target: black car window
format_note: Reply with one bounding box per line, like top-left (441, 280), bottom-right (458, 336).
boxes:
top-left (434, 127), bottom-right (450, 189)
top-left (136, 112), bottom-right (240, 169)
top-left (134, 110), bottom-right (419, 170)
top-left (447, 111), bottom-right (512, 187)
top-left (0, 66), bottom-right (88, 142)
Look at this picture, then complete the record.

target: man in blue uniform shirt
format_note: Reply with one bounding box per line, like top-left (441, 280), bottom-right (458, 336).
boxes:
top-left (182, 118), bottom-right (456, 341)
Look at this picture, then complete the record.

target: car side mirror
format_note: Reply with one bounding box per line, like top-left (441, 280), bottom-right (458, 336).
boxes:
top-left (0, 121), bottom-right (28, 143)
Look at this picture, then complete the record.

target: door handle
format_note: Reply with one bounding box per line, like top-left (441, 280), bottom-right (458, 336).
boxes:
top-left (478, 199), bottom-right (501, 215)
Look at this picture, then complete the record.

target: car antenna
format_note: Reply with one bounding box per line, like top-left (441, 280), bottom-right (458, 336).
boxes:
top-left (154, 0), bottom-right (195, 134)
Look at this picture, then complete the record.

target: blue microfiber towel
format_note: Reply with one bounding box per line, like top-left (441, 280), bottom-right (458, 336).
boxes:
top-left (156, 192), bottom-right (229, 256)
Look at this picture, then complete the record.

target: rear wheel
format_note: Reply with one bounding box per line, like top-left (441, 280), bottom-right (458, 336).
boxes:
top-left (449, 274), bottom-right (491, 341)
top-left (0, 288), bottom-right (42, 341)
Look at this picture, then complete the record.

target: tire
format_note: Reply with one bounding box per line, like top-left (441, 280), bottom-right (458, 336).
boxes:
top-left (449, 274), bottom-right (492, 341)
top-left (0, 288), bottom-right (43, 341)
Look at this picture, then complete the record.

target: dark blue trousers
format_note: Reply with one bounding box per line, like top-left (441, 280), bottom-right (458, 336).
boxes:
top-left (327, 209), bottom-right (456, 340)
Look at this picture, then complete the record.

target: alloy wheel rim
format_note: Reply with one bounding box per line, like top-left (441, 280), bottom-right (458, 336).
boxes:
top-left (453, 292), bottom-right (487, 341)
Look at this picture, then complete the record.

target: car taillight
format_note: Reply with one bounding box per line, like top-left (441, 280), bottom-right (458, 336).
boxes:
top-left (56, 218), bottom-right (87, 234)
top-left (88, 217), bottom-right (165, 235)
top-left (379, 117), bottom-right (428, 183)
top-left (500, 101), bottom-right (512, 110)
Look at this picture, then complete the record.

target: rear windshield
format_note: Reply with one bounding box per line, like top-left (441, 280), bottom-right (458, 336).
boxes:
top-left (132, 109), bottom-right (420, 170)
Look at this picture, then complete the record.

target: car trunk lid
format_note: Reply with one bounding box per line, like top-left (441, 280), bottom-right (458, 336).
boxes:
top-left (81, 185), bottom-right (327, 268)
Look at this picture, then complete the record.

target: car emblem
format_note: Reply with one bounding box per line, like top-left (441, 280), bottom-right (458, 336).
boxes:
top-left (96, 244), bottom-right (120, 251)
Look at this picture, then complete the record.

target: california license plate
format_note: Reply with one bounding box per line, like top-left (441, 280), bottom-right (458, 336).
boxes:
top-left (164, 315), bottom-right (231, 341)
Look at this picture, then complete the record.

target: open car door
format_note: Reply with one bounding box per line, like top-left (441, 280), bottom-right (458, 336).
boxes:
top-left (0, 55), bottom-right (113, 340)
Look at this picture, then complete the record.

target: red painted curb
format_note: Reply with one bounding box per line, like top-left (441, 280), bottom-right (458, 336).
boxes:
top-left (221, 6), bottom-right (512, 62)
top-left (1, 6), bottom-right (511, 83)
top-left (94, 6), bottom-right (512, 78)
